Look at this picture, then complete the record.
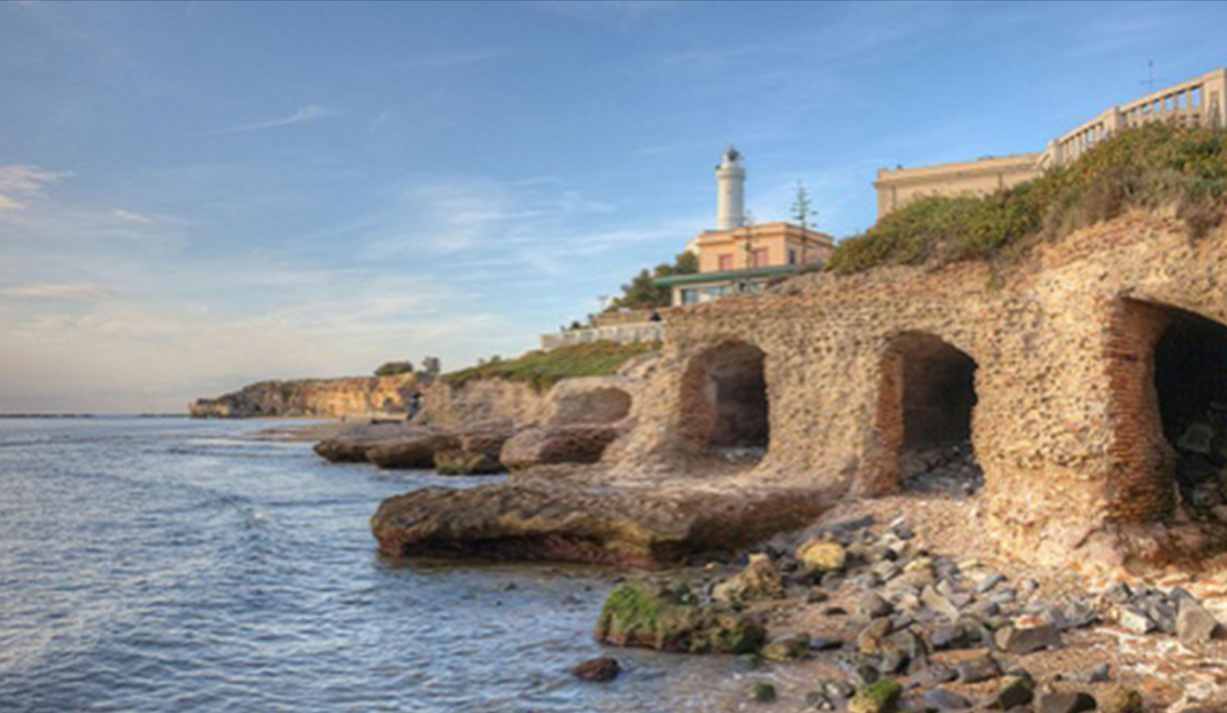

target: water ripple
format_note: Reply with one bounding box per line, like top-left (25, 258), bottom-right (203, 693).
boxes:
top-left (0, 418), bottom-right (738, 712)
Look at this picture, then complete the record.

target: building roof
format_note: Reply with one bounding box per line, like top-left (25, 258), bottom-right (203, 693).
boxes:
top-left (652, 264), bottom-right (810, 287)
top-left (874, 153), bottom-right (1044, 187)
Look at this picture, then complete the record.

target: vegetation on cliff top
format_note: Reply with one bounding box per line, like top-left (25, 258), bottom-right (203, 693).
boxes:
top-left (827, 123), bottom-right (1227, 274)
top-left (374, 356), bottom-right (441, 381)
top-left (441, 341), bottom-right (659, 391)
top-left (605, 251), bottom-right (698, 312)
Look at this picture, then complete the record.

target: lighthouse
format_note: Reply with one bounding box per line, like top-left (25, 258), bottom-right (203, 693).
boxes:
top-left (715, 144), bottom-right (746, 231)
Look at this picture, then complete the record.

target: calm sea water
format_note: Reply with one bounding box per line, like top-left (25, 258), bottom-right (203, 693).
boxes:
top-left (0, 418), bottom-right (750, 713)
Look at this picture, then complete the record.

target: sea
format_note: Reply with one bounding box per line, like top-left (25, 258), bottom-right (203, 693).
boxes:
top-left (0, 417), bottom-right (753, 713)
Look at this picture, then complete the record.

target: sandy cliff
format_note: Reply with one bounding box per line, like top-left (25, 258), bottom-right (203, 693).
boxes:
top-left (190, 373), bottom-right (420, 418)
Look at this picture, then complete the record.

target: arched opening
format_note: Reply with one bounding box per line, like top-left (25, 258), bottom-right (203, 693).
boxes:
top-left (681, 341), bottom-right (769, 461)
top-left (551, 387), bottom-right (633, 425)
top-left (879, 333), bottom-right (981, 494)
top-left (1154, 307), bottom-right (1227, 518)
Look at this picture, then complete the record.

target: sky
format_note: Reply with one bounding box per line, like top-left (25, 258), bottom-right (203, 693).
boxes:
top-left (2, 1), bottom-right (1226, 413)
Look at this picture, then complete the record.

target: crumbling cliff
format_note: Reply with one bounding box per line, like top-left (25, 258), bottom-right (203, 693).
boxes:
top-left (190, 373), bottom-right (421, 418)
top-left (362, 208), bottom-right (1227, 573)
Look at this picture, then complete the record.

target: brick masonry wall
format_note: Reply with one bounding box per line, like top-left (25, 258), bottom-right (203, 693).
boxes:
top-left (604, 210), bottom-right (1227, 564)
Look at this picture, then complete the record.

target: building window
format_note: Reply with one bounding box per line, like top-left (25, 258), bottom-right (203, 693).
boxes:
top-left (788, 248), bottom-right (798, 265)
top-left (752, 248), bottom-right (768, 268)
top-left (718, 254), bottom-right (733, 271)
top-left (680, 288), bottom-right (699, 305)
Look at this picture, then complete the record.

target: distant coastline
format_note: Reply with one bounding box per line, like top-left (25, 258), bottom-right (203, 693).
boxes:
top-left (0, 413), bottom-right (187, 419)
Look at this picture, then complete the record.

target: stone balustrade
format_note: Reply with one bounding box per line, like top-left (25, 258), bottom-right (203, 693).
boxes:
top-left (1046, 68), bottom-right (1227, 167)
top-left (540, 322), bottom-right (665, 350)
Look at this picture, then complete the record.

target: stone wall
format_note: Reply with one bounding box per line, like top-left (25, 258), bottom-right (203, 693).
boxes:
top-left (606, 210), bottom-right (1227, 566)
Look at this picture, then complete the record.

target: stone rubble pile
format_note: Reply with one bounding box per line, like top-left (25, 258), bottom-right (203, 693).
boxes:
top-left (898, 442), bottom-right (984, 497)
top-left (1173, 403), bottom-right (1227, 520)
top-left (595, 515), bottom-right (1225, 710)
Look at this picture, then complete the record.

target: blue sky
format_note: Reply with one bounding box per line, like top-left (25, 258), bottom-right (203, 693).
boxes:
top-left (2, 1), bottom-right (1226, 413)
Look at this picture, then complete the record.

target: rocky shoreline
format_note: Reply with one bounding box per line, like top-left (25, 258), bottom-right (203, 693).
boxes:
top-left (585, 510), bottom-right (1227, 711)
top-left (300, 411), bottom-right (1227, 710)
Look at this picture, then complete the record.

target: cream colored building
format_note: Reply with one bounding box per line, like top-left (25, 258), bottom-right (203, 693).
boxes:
top-left (874, 154), bottom-right (1042, 219)
top-left (660, 222), bottom-right (833, 306)
top-left (874, 67), bottom-right (1227, 219)
top-left (655, 146), bottom-right (834, 307)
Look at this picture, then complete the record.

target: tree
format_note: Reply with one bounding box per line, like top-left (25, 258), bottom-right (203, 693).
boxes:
top-left (417, 356), bottom-right (442, 382)
top-left (792, 181), bottom-right (818, 267)
top-left (605, 252), bottom-right (699, 312)
top-left (375, 360), bottom-right (415, 377)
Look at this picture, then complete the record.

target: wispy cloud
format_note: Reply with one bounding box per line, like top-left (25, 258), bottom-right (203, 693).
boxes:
top-left (203, 104), bottom-right (336, 136)
top-left (112, 209), bottom-right (153, 224)
top-left (0, 165), bottom-right (71, 214)
top-left (0, 282), bottom-right (113, 300)
top-left (356, 176), bottom-right (618, 259)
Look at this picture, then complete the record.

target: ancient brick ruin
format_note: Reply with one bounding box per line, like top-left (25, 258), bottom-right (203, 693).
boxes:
top-left (605, 210), bottom-right (1227, 569)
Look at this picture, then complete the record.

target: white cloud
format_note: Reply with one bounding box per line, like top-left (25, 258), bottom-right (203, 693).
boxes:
top-left (0, 282), bottom-right (113, 300)
top-left (0, 164), bottom-right (71, 214)
top-left (204, 104), bottom-right (336, 136)
top-left (112, 209), bottom-right (153, 224)
top-left (357, 176), bottom-right (620, 258)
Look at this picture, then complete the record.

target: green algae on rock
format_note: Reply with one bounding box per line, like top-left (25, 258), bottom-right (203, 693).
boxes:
top-left (594, 582), bottom-right (766, 654)
top-left (848, 680), bottom-right (903, 713)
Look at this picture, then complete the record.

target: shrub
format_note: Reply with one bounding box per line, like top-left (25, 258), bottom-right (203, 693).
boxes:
top-left (827, 123), bottom-right (1227, 274)
top-left (441, 341), bottom-right (660, 391)
top-left (374, 360), bottom-right (415, 377)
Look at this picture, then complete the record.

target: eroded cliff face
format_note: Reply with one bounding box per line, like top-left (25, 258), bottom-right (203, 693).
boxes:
top-left (415, 378), bottom-right (550, 429)
top-left (190, 373), bottom-right (420, 418)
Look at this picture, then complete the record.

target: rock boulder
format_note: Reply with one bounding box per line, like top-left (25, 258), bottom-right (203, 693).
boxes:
top-left (594, 581), bottom-right (765, 654)
top-left (367, 433), bottom-right (461, 469)
top-left (499, 424), bottom-right (624, 470)
top-left (371, 482), bottom-right (829, 566)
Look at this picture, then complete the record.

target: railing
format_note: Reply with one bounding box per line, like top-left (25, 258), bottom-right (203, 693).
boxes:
top-left (1044, 69), bottom-right (1227, 168)
top-left (540, 322), bottom-right (665, 350)
top-left (592, 307), bottom-right (679, 328)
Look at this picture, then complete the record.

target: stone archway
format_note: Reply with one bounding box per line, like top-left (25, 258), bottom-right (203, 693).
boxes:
top-left (1114, 299), bottom-right (1227, 520)
top-left (680, 341), bottom-right (770, 460)
top-left (877, 332), bottom-right (980, 493)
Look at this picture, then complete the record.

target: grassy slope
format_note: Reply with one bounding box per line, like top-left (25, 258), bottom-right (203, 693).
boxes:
top-left (828, 123), bottom-right (1227, 275)
top-left (440, 341), bottom-right (660, 391)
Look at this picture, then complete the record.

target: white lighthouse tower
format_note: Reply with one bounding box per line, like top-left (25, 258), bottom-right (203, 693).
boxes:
top-left (715, 144), bottom-right (746, 231)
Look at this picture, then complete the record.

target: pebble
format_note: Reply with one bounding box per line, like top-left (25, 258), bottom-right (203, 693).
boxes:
top-left (994, 620), bottom-right (1062, 654)
top-left (1117, 606), bottom-right (1156, 634)
top-left (571, 656), bottom-right (621, 683)
top-left (986, 673), bottom-right (1035, 710)
top-left (1038, 692), bottom-right (1097, 713)
top-left (859, 592), bottom-right (894, 618)
top-left (750, 680), bottom-right (776, 703)
top-left (907, 662), bottom-right (957, 688)
top-left (810, 637), bottom-right (845, 651)
top-left (1177, 596), bottom-right (1224, 644)
top-left (956, 654), bottom-right (1001, 683)
top-left (925, 689), bottom-right (973, 710)
top-left (977, 573), bottom-right (1008, 594)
